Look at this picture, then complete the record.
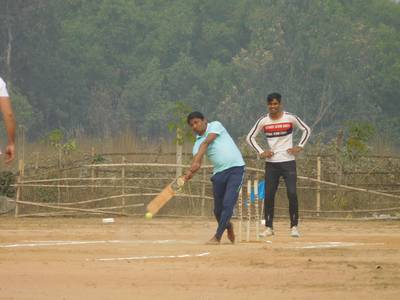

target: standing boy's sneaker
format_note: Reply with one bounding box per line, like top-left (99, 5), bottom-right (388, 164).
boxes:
top-left (259, 227), bottom-right (274, 237)
top-left (291, 226), bottom-right (300, 237)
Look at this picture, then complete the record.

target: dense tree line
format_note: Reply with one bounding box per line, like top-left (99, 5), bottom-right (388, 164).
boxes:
top-left (0, 0), bottom-right (399, 145)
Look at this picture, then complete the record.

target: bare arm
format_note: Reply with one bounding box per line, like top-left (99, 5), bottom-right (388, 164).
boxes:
top-left (184, 133), bottom-right (217, 181)
top-left (0, 97), bottom-right (16, 163)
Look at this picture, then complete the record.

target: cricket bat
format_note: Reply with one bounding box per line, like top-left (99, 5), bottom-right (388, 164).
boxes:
top-left (146, 177), bottom-right (185, 216)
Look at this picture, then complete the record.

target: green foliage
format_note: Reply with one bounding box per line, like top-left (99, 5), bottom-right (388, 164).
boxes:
top-left (167, 101), bottom-right (195, 145)
top-left (47, 129), bottom-right (64, 147)
top-left (92, 154), bottom-right (107, 164)
top-left (45, 129), bottom-right (77, 154)
top-left (35, 187), bottom-right (58, 203)
top-left (0, 0), bottom-right (399, 147)
top-left (0, 171), bottom-right (16, 197)
top-left (9, 88), bottom-right (38, 132)
top-left (62, 140), bottom-right (77, 154)
top-left (344, 121), bottom-right (376, 158)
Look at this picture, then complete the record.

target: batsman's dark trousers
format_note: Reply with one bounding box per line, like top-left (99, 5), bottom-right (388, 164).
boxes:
top-left (264, 160), bottom-right (298, 228)
top-left (211, 166), bottom-right (244, 240)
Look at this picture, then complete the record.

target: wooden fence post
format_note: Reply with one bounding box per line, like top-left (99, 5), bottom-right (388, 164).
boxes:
top-left (121, 156), bottom-right (126, 213)
top-left (316, 156), bottom-right (321, 216)
top-left (238, 187), bottom-right (243, 242)
top-left (14, 159), bottom-right (24, 217)
top-left (57, 148), bottom-right (63, 205)
top-left (20, 126), bottom-right (25, 163)
top-left (176, 128), bottom-right (183, 178)
top-left (335, 130), bottom-right (343, 209)
top-left (91, 147), bottom-right (95, 194)
top-left (35, 152), bottom-right (39, 171)
top-left (65, 169), bottom-right (69, 204)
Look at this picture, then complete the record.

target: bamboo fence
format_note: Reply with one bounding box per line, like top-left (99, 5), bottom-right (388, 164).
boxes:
top-left (7, 157), bottom-right (400, 219)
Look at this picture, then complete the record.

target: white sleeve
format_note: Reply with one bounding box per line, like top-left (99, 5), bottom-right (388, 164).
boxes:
top-left (292, 115), bottom-right (311, 148)
top-left (0, 78), bottom-right (9, 98)
top-left (246, 117), bottom-right (266, 154)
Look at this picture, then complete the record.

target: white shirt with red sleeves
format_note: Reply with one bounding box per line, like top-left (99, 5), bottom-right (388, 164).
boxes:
top-left (0, 77), bottom-right (9, 97)
top-left (246, 111), bottom-right (311, 163)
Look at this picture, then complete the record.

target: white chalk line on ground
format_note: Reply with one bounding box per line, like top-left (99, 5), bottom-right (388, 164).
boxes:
top-left (0, 239), bottom-right (199, 248)
top-left (0, 229), bottom-right (58, 233)
top-left (288, 241), bottom-right (385, 249)
top-left (94, 252), bottom-right (210, 261)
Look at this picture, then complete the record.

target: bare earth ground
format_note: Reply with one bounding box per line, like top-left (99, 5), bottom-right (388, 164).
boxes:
top-left (0, 217), bottom-right (399, 300)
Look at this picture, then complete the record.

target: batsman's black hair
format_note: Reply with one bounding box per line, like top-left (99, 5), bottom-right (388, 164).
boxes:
top-left (187, 111), bottom-right (205, 124)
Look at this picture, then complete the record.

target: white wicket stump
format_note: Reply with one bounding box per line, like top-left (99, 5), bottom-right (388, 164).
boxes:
top-left (238, 187), bottom-right (243, 242)
top-left (253, 179), bottom-right (260, 240)
top-left (236, 179), bottom-right (262, 243)
top-left (246, 180), bottom-right (251, 242)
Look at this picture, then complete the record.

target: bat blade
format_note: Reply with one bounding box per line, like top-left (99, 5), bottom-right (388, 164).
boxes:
top-left (146, 184), bottom-right (175, 215)
top-left (146, 178), bottom-right (185, 216)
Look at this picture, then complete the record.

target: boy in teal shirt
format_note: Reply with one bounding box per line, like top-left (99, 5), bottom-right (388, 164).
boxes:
top-left (184, 112), bottom-right (245, 244)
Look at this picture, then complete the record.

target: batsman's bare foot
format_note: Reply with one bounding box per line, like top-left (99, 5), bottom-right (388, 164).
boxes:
top-left (206, 236), bottom-right (220, 245)
top-left (227, 222), bottom-right (235, 244)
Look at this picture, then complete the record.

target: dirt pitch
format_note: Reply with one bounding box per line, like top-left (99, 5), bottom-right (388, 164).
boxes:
top-left (0, 217), bottom-right (399, 300)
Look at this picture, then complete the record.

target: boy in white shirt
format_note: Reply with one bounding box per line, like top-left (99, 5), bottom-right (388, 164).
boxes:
top-left (246, 93), bottom-right (311, 237)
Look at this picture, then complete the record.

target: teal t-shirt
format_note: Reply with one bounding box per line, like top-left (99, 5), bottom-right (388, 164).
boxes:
top-left (192, 121), bottom-right (245, 175)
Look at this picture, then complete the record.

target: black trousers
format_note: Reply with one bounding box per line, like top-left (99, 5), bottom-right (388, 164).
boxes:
top-left (264, 160), bottom-right (298, 228)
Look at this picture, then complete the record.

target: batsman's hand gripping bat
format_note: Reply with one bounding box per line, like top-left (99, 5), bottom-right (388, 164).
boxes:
top-left (146, 177), bottom-right (185, 216)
